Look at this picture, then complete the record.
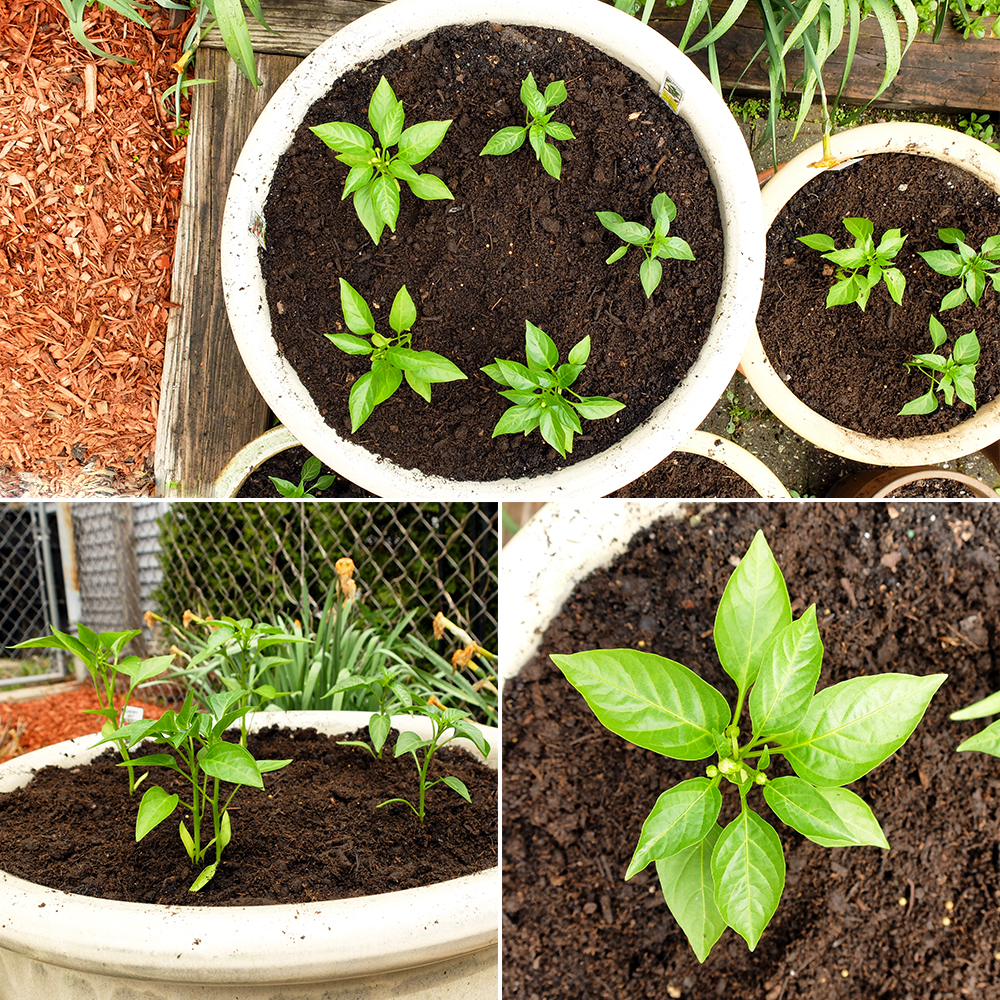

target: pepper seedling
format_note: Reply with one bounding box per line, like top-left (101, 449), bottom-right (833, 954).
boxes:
top-left (917, 228), bottom-right (1000, 310)
top-left (952, 686), bottom-right (1000, 756)
top-left (596, 193), bottom-right (695, 298)
top-left (329, 278), bottom-right (467, 432)
top-left (482, 321), bottom-right (624, 458)
top-left (269, 454), bottom-right (335, 498)
top-left (480, 72), bottom-right (575, 180)
top-left (551, 531), bottom-right (946, 960)
top-left (798, 217), bottom-right (907, 310)
top-left (378, 701), bottom-right (490, 822)
top-left (899, 315), bottom-right (979, 415)
top-left (310, 75), bottom-right (454, 244)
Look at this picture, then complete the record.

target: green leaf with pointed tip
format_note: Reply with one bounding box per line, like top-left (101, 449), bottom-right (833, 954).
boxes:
top-left (798, 233), bottom-right (836, 252)
top-left (339, 279), bottom-right (376, 337)
top-left (368, 76), bottom-right (403, 148)
top-left (405, 172), bottom-right (454, 201)
top-left (626, 778), bottom-right (722, 878)
top-left (538, 139), bottom-right (562, 179)
top-left (843, 217), bottom-right (873, 240)
top-left (190, 863), bottom-right (218, 892)
top-left (524, 321), bottom-right (559, 370)
top-left (396, 119), bottom-right (452, 164)
top-left (956, 717), bottom-right (1000, 757)
top-left (749, 605), bottom-right (822, 740)
top-left (712, 807), bottom-right (784, 950)
top-left (135, 785), bottom-right (179, 841)
top-left (371, 173), bottom-right (400, 230)
top-left (440, 774), bottom-right (472, 802)
top-left (567, 335), bottom-right (591, 366)
top-left (309, 120), bottom-right (373, 153)
top-left (545, 121), bottom-right (574, 141)
top-left (714, 531), bottom-right (791, 696)
top-left (762, 776), bottom-right (859, 846)
top-left (550, 649), bottom-right (730, 759)
top-left (656, 824), bottom-right (725, 962)
top-left (481, 126), bottom-right (527, 156)
top-left (198, 742), bottom-right (264, 788)
top-left (951, 689), bottom-right (1000, 720)
top-left (639, 256), bottom-right (662, 298)
top-left (573, 396), bottom-right (624, 420)
top-left (806, 786), bottom-right (890, 849)
top-left (782, 673), bottom-right (948, 786)
top-left (389, 285), bottom-right (416, 334)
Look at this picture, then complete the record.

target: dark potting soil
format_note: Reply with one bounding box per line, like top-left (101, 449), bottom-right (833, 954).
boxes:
top-left (757, 153), bottom-right (1000, 438)
top-left (0, 725), bottom-right (497, 906)
top-left (609, 448), bottom-right (762, 497)
top-left (885, 478), bottom-right (990, 499)
top-left (261, 23), bottom-right (724, 482)
top-left (503, 502), bottom-right (1000, 1000)
top-left (235, 444), bottom-right (376, 498)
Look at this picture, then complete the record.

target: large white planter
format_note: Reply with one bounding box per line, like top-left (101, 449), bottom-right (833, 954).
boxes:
top-left (675, 429), bottom-right (790, 497)
top-left (0, 711), bottom-right (498, 1000)
top-left (221, 0), bottom-right (765, 499)
top-left (742, 122), bottom-right (1000, 467)
top-left (214, 425), bottom-right (300, 497)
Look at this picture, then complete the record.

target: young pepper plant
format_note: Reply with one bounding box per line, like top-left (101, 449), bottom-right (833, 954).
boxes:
top-left (551, 531), bottom-right (946, 961)
top-left (269, 454), bottom-right (335, 498)
top-left (798, 217), bottom-right (907, 310)
top-left (96, 689), bottom-right (291, 891)
top-left (10, 626), bottom-right (175, 794)
top-left (378, 702), bottom-right (491, 822)
top-left (917, 227), bottom-right (1000, 310)
top-left (310, 75), bottom-right (454, 244)
top-left (329, 279), bottom-right (467, 432)
top-left (596, 193), bottom-right (695, 298)
top-left (900, 315), bottom-right (980, 415)
top-left (480, 72), bottom-right (575, 180)
top-left (482, 321), bottom-right (624, 458)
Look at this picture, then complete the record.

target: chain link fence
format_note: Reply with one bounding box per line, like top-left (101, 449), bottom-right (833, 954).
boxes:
top-left (151, 503), bottom-right (498, 654)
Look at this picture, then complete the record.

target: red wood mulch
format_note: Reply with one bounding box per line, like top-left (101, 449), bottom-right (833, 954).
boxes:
top-left (0, 683), bottom-right (170, 759)
top-left (0, 0), bottom-right (191, 497)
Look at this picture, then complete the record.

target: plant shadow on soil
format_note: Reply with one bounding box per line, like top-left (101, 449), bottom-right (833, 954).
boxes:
top-left (503, 502), bottom-right (1000, 999)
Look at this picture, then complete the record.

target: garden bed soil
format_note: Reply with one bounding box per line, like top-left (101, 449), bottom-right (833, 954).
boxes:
top-left (0, 724), bottom-right (497, 907)
top-left (885, 477), bottom-right (990, 498)
top-left (503, 501), bottom-right (1000, 1000)
top-left (757, 153), bottom-right (1000, 438)
top-left (609, 450), bottom-right (762, 497)
top-left (234, 444), bottom-right (376, 497)
top-left (262, 22), bottom-right (724, 482)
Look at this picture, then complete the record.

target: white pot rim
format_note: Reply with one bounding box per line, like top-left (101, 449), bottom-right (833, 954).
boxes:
top-left (221, 0), bottom-right (764, 498)
top-left (677, 429), bottom-right (790, 497)
top-left (742, 122), bottom-right (1000, 466)
top-left (214, 425), bottom-right (300, 497)
top-left (0, 710), bottom-right (498, 985)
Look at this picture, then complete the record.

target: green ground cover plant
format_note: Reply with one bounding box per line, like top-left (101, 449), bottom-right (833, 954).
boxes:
top-left (329, 279), bottom-right (467, 432)
top-left (596, 193), bottom-right (696, 298)
top-left (311, 76), bottom-right (454, 244)
top-left (482, 322), bottom-right (624, 458)
top-left (551, 531), bottom-right (945, 960)
top-left (480, 72), bottom-right (575, 180)
top-left (900, 315), bottom-right (980, 414)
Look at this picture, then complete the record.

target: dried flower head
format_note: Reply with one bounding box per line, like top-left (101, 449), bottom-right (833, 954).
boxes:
top-left (451, 643), bottom-right (475, 672)
top-left (432, 612), bottom-right (447, 641)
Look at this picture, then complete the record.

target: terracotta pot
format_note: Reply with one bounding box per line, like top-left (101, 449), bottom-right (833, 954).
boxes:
top-left (829, 466), bottom-right (998, 498)
top-left (741, 122), bottom-right (1000, 467)
top-left (0, 711), bottom-right (498, 1000)
top-left (220, 0), bottom-right (765, 498)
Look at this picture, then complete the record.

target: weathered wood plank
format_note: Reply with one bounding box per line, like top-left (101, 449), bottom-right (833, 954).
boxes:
top-left (154, 49), bottom-right (301, 498)
top-left (649, 4), bottom-right (999, 111)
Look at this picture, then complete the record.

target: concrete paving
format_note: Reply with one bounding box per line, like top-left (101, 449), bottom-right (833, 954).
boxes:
top-left (692, 113), bottom-right (1000, 498)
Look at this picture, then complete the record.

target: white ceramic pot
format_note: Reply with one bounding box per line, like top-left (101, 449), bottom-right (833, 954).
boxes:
top-left (0, 711), bottom-right (498, 1000)
top-left (214, 425), bottom-right (300, 497)
top-left (221, 0), bottom-right (765, 499)
top-left (741, 122), bottom-right (1000, 467)
top-left (676, 429), bottom-right (790, 498)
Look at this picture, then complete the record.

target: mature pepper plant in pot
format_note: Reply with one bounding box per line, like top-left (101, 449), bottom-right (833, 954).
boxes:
top-left (552, 531), bottom-right (945, 959)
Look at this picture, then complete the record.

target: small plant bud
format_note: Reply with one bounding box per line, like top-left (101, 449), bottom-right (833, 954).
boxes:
top-left (755, 773), bottom-right (767, 785)
top-left (706, 765), bottom-right (719, 778)
top-left (718, 758), bottom-right (738, 774)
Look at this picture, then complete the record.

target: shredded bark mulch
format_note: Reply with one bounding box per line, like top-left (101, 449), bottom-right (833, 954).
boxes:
top-left (0, 0), bottom-right (189, 496)
top-left (1, 723), bottom-right (497, 905)
top-left (504, 501), bottom-right (1000, 999)
top-left (262, 22), bottom-right (724, 482)
top-left (757, 153), bottom-right (1000, 439)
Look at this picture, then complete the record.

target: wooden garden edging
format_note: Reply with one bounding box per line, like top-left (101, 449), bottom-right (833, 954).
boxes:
top-left (153, 0), bottom-right (997, 497)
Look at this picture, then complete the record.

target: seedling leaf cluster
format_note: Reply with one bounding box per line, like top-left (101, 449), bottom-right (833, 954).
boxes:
top-left (551, 531), bottom-right (945, 960)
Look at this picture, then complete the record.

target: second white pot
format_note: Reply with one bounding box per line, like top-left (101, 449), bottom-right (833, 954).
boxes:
top-left (221, 0), bottom-right (764, 498)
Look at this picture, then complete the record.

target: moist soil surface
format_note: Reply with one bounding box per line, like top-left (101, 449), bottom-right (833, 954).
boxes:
top-left (503, 502), bottom-right (1000, 1000)
top-left (235, 445), bottom-right (376, 498)
top-left (885, 478), bottom-right (989, 498)
top-left (0, 725), bottom-right (497, 906)
top-left (609, 449), bottom-right (762, 497)
top-left (262, 23), bottom-right (724, 482)
top-left (757, 153), bottom-right (1000, 438)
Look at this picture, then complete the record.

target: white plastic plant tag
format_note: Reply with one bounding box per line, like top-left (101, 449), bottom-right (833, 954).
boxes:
top-left (122, 705), bottom-right (144, 723)
top-left (660, 72), bottom-right (683, 112)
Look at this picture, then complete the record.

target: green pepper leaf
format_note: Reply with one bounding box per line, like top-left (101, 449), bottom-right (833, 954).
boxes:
top-left (480, 126), bottom-right (528, 156)
top-left (135, 785), bottom-right (179, 841)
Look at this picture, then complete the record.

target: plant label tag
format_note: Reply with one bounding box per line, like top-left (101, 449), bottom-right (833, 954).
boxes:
top-left (660, 73), bottom-right (683, 112)
top-left (249, 208), bottom-right (267, 249)
top-left (122, 705), bottom-right (144, 723)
